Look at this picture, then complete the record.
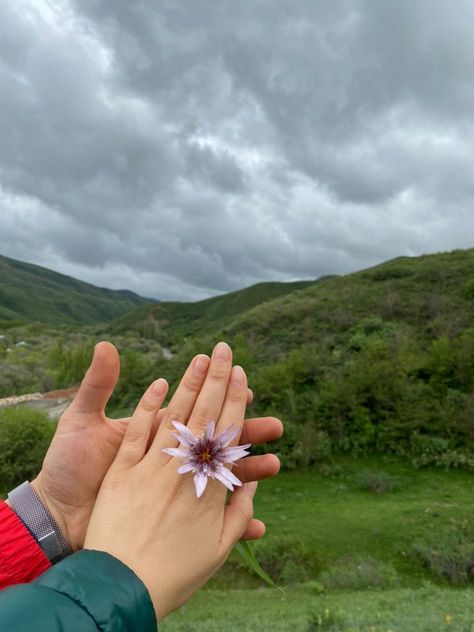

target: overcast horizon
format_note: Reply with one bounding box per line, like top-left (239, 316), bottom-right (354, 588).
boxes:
top-left (1, 1), bottom-right (474, 301)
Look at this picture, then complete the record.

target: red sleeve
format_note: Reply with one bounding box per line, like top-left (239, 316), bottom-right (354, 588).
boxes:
top-left (0, 499), bottom-right (51, 589)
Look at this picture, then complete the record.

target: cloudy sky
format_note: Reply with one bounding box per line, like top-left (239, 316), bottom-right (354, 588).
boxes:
top-left (1, 1), bottom-right (474, 300)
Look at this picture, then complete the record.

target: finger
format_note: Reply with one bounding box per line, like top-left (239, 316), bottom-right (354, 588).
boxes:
top-left (240, 519), bottom-right (266, 541)
top-left (234, 454), bottom-right (280, 484)
top-left (115, 378), bottom-right (168, 469)
top-left (146, 407), bottom-right (167, 448)
top-left (148, 354), bottom-right (211, 459)
top-left (220, 482), bottom-right (257, 550)
top-left (247, 388), bottom-right (254, 406)
top-left (67, 341), bottom-right (120, 417)
top-left (215, 365), bottom-right (248, 437)
top-left (240, 417), bottom-right (284, 445)
top-left (184, 342), bottom-right (233, 437)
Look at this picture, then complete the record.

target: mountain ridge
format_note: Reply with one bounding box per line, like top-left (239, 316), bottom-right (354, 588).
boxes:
top-left (0, 254), bottom-right (154, 324)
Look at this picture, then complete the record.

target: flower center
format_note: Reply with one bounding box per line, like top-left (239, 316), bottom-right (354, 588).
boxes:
top-left (199, 450), bottom-right (212, 463)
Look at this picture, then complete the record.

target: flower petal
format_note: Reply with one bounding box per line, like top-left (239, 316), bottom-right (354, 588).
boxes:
top-left (162, 447), bottom-right (189, 458)
top-left (194, 472), bottom-right (208, 498)
top-left (171, 432), bottom-right (193, 448)
top-left (215, 424), bottom-right (239, 447)
top-left (221, 446), bottom-right (251, 462)
top-left (203, 420), bottom-right (216, 442)
top-left (177, 462), bottom-right (195, 474)
top-left (171, 420), bottom-right (195, 444)
top-left (213, 468), bottom-right (235, 491)
top-left (216, 465), bottom-right (242, 487)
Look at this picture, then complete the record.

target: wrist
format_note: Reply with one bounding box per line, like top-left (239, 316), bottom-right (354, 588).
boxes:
top-left (9, 477), bottom-right (73, 562)
top-left (30, 475), bottom-right (75, 550)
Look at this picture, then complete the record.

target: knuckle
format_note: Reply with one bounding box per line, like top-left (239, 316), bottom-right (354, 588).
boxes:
top-left (207, 364), bottom-right (229, 382)
top-left (161, 410), bottom-right (187, 430)
top-left (237, 503), bottom-right (253, 525)
top-left (181, 373), bottom-right (203, 394)
top-left (190, 408), bottom-right (212, 428)
top-left (139, 397), bottom-right (158, 414)
top-left (227, 384), bottom-right (247, 403)
top-left (125, 427), bottom-right (145, 444)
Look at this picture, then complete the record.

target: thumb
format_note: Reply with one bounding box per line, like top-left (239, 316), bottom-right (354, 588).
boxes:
top-left (66, 341), bottom-right (120, 416)
top-left (220, 481), bottom-right (257, 551)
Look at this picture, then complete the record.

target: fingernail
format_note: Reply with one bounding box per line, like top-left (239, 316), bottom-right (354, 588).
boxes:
top-left (244, 481), bottom-right (258, 498)
top-left (193, 355), bottom-right (210, 376)
top-left (151, 378), bottom-right (167, 397)
top-left (231, 365), bottom-right (246, 385)
top-left (214, 341), bottom-right (230, 361)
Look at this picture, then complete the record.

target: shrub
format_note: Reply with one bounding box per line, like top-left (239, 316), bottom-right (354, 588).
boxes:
top-left (252, 536), bottom-right (317, 584)
top-left (319, 555), bottom-right (398, 591)
top-left (412, 524), bottom-right (474, 584)
top-left (356, 469), bottom-right (397, 495)
top-left (0, 407), bottom-right (54, 491)
top-left (463, 279), bottom-right (474, 300)
top-left (410, 434), bottom-right (474, 471)
top-left (290, 426), bottom-right (332, 469)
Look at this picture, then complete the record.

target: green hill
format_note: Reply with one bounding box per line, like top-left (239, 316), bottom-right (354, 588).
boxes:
top-left (0, 254), bottom-right (153, 324)
top-left (227, 248), bottom-right (474, 355)
top-left (110, 279), bottom-right (321, 342)
top-left (3, 247), bottom-right (474, 471)
top-left (107, 247), bottom-right (474, 469)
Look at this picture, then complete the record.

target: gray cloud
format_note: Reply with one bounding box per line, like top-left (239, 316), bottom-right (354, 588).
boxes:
top-left (0, 0), bottom-right (473, 300)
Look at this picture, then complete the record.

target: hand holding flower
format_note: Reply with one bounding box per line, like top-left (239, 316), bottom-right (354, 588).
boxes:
top-left (84, 342), bottom-right (279, 619)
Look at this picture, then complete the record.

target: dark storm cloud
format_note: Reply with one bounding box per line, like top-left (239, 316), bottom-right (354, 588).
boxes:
top-left (0, 0), bottom-right (473, 300)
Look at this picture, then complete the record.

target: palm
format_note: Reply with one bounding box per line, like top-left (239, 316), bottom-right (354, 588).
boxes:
top-left (39, 412), bottom-right (128, 549)
top-left (34, 342), bottom-right (126, 550)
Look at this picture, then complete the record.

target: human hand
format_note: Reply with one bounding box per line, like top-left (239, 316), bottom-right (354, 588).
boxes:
top-left (85, 342), bottom-right (269, 619)
top-left (32, 342), bottom-right (282, 550)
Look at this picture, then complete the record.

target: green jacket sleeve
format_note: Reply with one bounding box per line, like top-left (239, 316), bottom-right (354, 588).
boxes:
top-left (0, 549), bottom-right (157, 631)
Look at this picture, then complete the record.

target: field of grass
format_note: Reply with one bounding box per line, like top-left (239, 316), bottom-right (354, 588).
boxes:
top-left (162, 457), bottom-right (474, 630)
top-left (163, 585), bottom-right (474, 631)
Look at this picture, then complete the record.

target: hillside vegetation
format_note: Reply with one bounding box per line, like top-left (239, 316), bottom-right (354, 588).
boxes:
top-left (105, 248), bottom-right (474, 470)
top-left (110, 279), bottom-right (319, 343)
top-left (2, 247), bottom-right (474, 470)
top-left (0, 254), bottom-right (152, 324)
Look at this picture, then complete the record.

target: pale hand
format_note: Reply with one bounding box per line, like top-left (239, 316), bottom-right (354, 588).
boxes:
top-left (32, 342), bottom-right (282, 550)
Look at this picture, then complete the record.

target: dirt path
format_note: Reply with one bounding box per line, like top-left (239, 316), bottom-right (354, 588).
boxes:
top-left (0, 386), bottom-right (78, 420)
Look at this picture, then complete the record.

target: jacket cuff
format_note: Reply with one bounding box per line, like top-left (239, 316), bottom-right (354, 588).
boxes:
top-left (35, 549), bottom-right (157, 631)
top-left (0, 499), bottom-right (51, 589)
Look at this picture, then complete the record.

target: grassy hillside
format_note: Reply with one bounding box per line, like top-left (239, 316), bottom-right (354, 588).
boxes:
top-left (101, 247), bottom-right (474, 469)
top-left (0, 254), bottom-right (153, 324)
top-left (110, 279), bottom-right (320, 343)
top-left (3, 247), bottom-right (474, 469)
top-left (226, 248), bottom-right (474, 356)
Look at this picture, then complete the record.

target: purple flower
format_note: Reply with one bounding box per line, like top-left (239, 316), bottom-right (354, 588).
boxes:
top-left (162, 420), bottom-right (251, 498)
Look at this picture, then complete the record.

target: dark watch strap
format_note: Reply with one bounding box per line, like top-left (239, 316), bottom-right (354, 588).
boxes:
top-left (8, 481), bottom-right (73, 564)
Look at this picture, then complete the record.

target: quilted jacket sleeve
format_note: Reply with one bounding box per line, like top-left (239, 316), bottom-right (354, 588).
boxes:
top-left (0, 499), bottom-right (51, 588)
top-left (0, 549), bottom-right (157, 631)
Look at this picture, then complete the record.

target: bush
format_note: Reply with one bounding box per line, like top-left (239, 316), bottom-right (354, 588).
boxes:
top-left (290, 426), bottom-right (333, 469)
top-left (412, 524), bottom-right (474, 584)
top-left (252, 536), bottom-right (317, 584)
top-left (319, 555), bottom-right (399, 591)
top-left (463, 279), bottom-right (474, 300)
top-left (410, 434), bottom-right (474, 471)
top-left (356, 469), bottom-right (397, 495)
top-left (0, 407), bottom-right (54, 491)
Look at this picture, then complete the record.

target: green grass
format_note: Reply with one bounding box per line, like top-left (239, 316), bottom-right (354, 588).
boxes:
top-left (163, 585), bottom-right (474, 631)
top-left (162, 457), bottom-right (474, 630)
